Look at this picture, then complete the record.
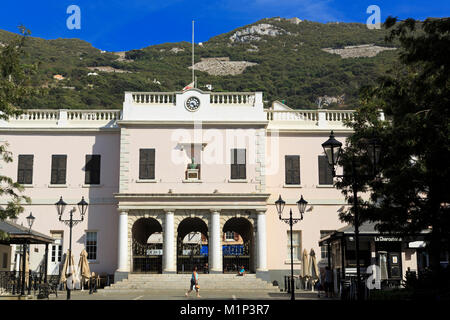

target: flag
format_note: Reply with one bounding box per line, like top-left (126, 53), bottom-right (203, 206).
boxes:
top-left (183, 81), bottom-right (194, 91)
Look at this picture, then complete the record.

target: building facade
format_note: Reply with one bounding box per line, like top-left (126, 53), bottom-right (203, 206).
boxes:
top-left (1, 88), bottom-right (413, 288)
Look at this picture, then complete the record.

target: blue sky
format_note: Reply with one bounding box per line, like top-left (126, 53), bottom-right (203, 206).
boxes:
top-left (0, 0), bottom-right (448, 51)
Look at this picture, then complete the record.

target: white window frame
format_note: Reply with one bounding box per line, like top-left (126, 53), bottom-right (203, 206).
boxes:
top-left (85, 231), bottom-right (98, 262)
top-left (225, 231), bottom-right (235, 241)
top-left (285, 230), bottom-right (302, 264)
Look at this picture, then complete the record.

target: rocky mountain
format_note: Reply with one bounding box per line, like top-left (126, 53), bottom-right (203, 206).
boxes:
top-left (0, 17), bottom-right (399, 110)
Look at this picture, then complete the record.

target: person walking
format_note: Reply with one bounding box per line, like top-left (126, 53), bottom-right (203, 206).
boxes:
top-left (185, 266), bottom-right (201, 298)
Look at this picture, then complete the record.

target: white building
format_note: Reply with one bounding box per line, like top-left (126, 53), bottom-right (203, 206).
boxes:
top-left (0, 89), bottom-right (420, 291)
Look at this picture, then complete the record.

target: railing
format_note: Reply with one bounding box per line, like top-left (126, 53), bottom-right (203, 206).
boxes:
top-left (266, 110), bottom-right (320, 121)
top-left (11, 110), bottom-right (59, 121)
top-left (325, 111), bottom-right (354, 122)
top-left (130, 92), bottom-right (176, 104)
top-left (264, 109), bottom-right (359, 128)
top-left (67, 110), bottom-right (120, 121)
top-left (210, 92), bottom-right (256, 105)
top-left (0, 270), bottom-right (46, 296)
top-left (6, 109), bottom-right (121, 126)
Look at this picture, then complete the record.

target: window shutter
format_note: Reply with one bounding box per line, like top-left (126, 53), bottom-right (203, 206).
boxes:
top-left (285, 156), bottom-right (300, 185)
top-left (139, 149), bottom-right (155, 179)
top-left (51, 155), bottom-right (67, 184)
top-left (319, 155), bottom-right (333, 185)
top-left (85, 155), bottom-right (101, 184)
top-left (18, 155), bottom-right (33, 184)
top-left (230, 149), bottom-right (238, 179)
top-left (230, 149), bottom-right (246, 179)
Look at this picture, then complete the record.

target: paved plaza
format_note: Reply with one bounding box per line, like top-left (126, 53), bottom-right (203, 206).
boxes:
top-left (45, 289), bottom-right (326, 300)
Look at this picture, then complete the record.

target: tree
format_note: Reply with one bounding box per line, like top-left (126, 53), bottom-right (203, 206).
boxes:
top-left (337, 17), bottom-right (450, 293)
top-left (0, 26), bottom-right (36, 237)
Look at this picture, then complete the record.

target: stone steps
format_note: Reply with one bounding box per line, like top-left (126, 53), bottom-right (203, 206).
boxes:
top-left (103, 274), bottom-right (279, 292)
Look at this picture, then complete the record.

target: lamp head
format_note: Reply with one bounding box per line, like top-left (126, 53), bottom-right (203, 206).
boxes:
top-left (275, 195), bottom-right (285, 218)
top-left (321, 131), bottom-right (342, 173)
top-left (55, 196), bottom-right (67, 217)
top-left (26, 212), bottom-right (35, 230)
top-left (77, 196), bottom-right (89, 217)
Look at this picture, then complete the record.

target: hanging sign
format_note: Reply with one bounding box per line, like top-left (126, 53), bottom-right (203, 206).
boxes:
top-left (146, 249), bottom-right (163, 256)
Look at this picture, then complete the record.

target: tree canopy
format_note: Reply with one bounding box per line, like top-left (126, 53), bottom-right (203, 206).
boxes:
top-left (0, 26), bottom-right (33, 237)
top-left (337, 17), bottom-right (450, 291)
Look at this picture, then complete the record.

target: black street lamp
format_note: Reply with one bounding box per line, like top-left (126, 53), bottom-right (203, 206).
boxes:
top-left (26, 212), bottom-right (35, 231)
top-left (321, 131), bottom-right (380, 301)
top-left (20, 212), bottom-right (35, 296)
top-left (275, 194), bottom-right (308, 301)
top-left (55, 196), bottom-right (88, 300)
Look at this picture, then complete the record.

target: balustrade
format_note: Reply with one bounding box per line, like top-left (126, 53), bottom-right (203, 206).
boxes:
top-left (210, 93), bottom-right (255, 105)
top-left (265, 109), bottom-right (357, 128)
top-left (131, 92), bottom-right (176, 104)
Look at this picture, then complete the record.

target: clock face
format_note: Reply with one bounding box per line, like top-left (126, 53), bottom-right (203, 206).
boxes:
top-left (185, 96), bottom-right (200, 112)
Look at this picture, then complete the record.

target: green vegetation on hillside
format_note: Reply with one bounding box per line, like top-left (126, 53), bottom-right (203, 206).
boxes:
top-left (0, 18), bottom-right (400, 110)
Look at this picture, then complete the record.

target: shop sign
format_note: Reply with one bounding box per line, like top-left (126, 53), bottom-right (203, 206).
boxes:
top-left (146, 249), bottom-right (163, 255)
top-left (374, 236), bottom-right (402, 242)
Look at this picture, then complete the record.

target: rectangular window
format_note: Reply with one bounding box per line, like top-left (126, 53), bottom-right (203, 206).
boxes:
top-left (320, 230), bottom-right (334, 259)
top-left (50, 232), bottom-right (63, 263)
top-left (230, 149), bottom-right (246, 180)
top-left (17, 155), bottom-right (33, 184)
top-left (139, 149), bottom-right (155, 180)
top-left (287, 231), bottom-right (301, 262)
top-left (51, 155), bottom-right (67, 184)
top-left (86, 231), bottom-right (98, 261)
top-left (85, 155), bottom-right (101, 185)
top-left (225, 231), bottom-right (235, 241)
top-left (318, 155), bottom-right (333, 185)
top-left (285, 155), bottom-right (300, 185)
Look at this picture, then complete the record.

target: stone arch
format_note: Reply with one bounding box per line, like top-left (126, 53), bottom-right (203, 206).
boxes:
top-left (177, 217), bottom-right (209, 240)
top-left (132, 217), bottom-right (163, 244)
top-left (173, 210), bottom-right (209, 232)
top-left (222, 216), bottom-right (255, 273)
top-left (129, 211), bottom-right (164, 273)
top-left (176, 215), bottom-right (209, 273)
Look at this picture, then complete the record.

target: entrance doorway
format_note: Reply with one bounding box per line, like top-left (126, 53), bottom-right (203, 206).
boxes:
top-left (132, 218), bottom-right (163, 273)
top-left (48, 231), bottom-right (63, 275)
top-left (177, 218), bottom-right (208, 274)
top-left (222, 218), bottom-right (254, 273)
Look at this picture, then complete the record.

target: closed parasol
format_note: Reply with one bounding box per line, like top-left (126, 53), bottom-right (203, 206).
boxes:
top-left (60, 250), bottom-right (80, 289)
top-left (308, 248), bottom-right (320, 291)
top-left (308, 249), bottom-right (319, 279)
top-left (301, 248), bottom-right (310, 289)
top-left (301, 248), bottom-right (310, 277)
top-left (78, 249), bottom-right (91, 290)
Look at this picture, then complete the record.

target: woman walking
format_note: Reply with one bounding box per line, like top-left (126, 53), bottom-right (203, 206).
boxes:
top-left (185, 266), bottom-right (201, 298)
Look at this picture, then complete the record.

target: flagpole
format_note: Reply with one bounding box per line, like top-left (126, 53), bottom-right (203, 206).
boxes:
top-left (192, 20), bottom-right (195, 87)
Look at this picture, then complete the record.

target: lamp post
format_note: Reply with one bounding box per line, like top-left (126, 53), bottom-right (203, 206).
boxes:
top-left (275, 194), bottom-right (308, 301)
top-left (55, 196), bottom-right (88, 300)
top-left (20, 213), bottom-right (35, 296)
top-left (321, 131), bottom-right (380, 301)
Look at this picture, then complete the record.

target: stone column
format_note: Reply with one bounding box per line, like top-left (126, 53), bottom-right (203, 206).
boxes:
top-left (117, 211), bottom-right (129, 272)
top-left (163, 210), bottom-right (176, 273)
top-left (256, 209), bottom-right (268, 272)
top-left (209, 209), bottom-right (222, 273)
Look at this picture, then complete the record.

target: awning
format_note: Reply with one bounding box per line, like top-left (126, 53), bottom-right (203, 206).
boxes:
top-left (0, 220), bottom-right (54, 244)
top-left (409, 241), bottom-right (426, 248)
